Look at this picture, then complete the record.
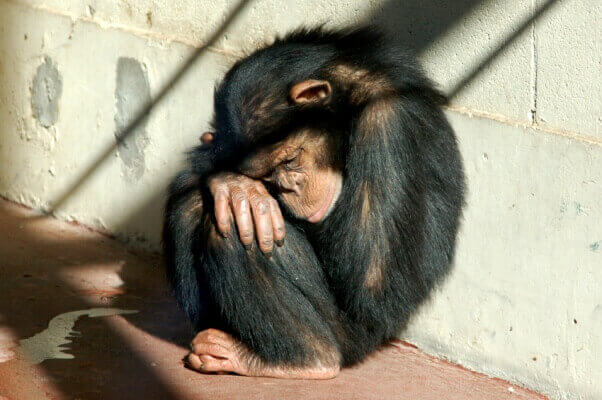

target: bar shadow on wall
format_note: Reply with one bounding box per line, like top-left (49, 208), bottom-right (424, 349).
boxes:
top-left (114, 0), bottom-right (562, 258)
top-left (0, 0), bottom-right (561, 398)
top-left (42, 0), bottom-right (562, 216)
top-left (368, 0), bottom-right (560, 100)
top-left (0, 2), bottom-right (250, 399)
top-left (41, 0), bottom-right (253, 216)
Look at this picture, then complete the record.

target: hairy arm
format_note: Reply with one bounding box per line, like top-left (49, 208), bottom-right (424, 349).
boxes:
top-left (316, 96), bottom-right (434, 328)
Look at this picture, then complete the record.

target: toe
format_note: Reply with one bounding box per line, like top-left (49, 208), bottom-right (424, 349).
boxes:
top-left (199, 354), bottom-right (234, 373)
top-left (187, 353), bottom-right (203, 370)
top-left (192, 328), bottom-right (230, 345)
top-left (192, 342), bottom-right (230, 358)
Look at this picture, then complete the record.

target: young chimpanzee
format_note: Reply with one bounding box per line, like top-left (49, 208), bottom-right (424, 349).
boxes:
top-left (163, 27), bottom-right (465, 379)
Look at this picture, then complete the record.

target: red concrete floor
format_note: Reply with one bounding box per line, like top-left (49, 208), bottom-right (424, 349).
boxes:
top-left (0, 199), bottom-right (546, 400)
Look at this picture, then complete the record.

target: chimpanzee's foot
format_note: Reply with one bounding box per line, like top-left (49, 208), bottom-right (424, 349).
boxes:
top-left (187, 329), bottom-right (340, 379)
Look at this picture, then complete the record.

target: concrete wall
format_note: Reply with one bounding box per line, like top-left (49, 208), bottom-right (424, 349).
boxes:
top-left (0, 0), bottom-right (599, 398)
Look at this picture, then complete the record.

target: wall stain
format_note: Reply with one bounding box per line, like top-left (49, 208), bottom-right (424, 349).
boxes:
top-left (114, 57), bottom-right (151, 181)
top-left (590, 241), bottom-right (600, 252)
top-left (31, 56), bottom-right (62, 128)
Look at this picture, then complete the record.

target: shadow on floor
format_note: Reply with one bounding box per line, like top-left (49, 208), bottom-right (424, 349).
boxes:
top-left (0, 200), bottom-right (547, 400)
top-left (0, 200), bottom-right (191, 399)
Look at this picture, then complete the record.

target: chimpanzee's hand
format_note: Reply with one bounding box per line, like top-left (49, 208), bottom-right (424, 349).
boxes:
top-left (208, 172), bottom-right (285, 256)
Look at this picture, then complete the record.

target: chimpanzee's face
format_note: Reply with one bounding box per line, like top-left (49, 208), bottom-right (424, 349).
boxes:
top-left (239, 130), bottom-right (343, 223)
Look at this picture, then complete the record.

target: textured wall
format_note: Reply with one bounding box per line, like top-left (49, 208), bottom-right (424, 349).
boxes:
top-left (0, 0), bottom-right (599, 398)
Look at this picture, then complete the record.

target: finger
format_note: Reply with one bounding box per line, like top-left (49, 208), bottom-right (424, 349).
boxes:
top-left (213, 190), bottom-right (232, 236)
top-left (250, 193), bottom-right (274, 256)
top-left (252, 183), bottom-right (280, 252)
top-left (207, 175), bottom-right (227, 197)
top-left (200, 132), bottom-right (214, 144)
top-left (270, 199), bottom-right (286, 246)
top-left (230, 187), bottom-right (254, 248)
top-left (198, 354), bottom-right (234, 373)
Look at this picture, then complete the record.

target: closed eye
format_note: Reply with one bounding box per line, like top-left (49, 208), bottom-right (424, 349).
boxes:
top-left (281, 157), bottom-right (298, 171)
top-left (257, 148), bottom-right (302, 183)
top-left (280, 149), bottom-right (302, 170)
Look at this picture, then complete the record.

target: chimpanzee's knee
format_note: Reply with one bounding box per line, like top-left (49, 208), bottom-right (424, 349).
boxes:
top-left (197, 218), bottom-right (344, 367)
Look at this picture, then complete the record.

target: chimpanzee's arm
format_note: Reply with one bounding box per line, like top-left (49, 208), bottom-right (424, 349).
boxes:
top-left (313, 94), bottom-right (464, 341)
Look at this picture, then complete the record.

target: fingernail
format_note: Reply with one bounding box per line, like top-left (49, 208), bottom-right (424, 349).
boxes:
top-left (244, 243), bottom-right (252, 251)
top-left (264, 251), bottom-right (272, 259)
top-left (276, 239), bottom-right (284, 247)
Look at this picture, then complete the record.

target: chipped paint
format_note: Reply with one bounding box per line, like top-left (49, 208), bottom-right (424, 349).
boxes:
top-left (114, 57), bottom-right (151, 182)
top-left (16, 308), bottom-right (137, 364)
top-left (31, 56), bottom-right (63, 128)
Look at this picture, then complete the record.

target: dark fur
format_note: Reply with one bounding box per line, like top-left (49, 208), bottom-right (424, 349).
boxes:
top-left (163, 27), bottom-right (465, 368)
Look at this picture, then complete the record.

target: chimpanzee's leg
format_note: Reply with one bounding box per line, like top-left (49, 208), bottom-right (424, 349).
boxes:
top-left (187, 216), bottom-right (344, 379)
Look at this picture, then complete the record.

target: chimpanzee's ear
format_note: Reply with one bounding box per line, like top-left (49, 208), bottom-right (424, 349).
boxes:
top-left (289, 80), bottom-right (332, 105)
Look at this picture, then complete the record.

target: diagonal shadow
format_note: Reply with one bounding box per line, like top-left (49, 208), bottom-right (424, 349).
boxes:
top-left (0, 200), bottom-right (189, 399)
top-left (368, 0), bottom-right (559, 100)
top-left (37, 0), bottom-right (561, 217)
top-left (114, 0), bottom-right (561, 263)
top-left (0, 0), bottom-right (564, 398)
top-left (448, 0), bottom-right (559, 99)
top-left (40, 0), bottom-right (492, 220)
top-left (42, 0), bottom-right (486, 219)
top-left (368, 0), bottom-right (482, 52)
top-left (44, 0), bottom-right (252, 215)
top-left (0, 2), bottom-right (249, 399)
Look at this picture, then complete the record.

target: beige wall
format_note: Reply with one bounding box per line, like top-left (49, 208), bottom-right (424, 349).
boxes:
top-left (0, 1), bottom-right (599, 398)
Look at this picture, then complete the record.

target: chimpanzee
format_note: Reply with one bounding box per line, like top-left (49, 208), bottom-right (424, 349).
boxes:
top-left (163, 27), bottom-right (465, 379)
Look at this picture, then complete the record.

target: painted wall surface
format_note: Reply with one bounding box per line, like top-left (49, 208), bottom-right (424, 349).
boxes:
top-left (0, 0), bottom-right (599, 398)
